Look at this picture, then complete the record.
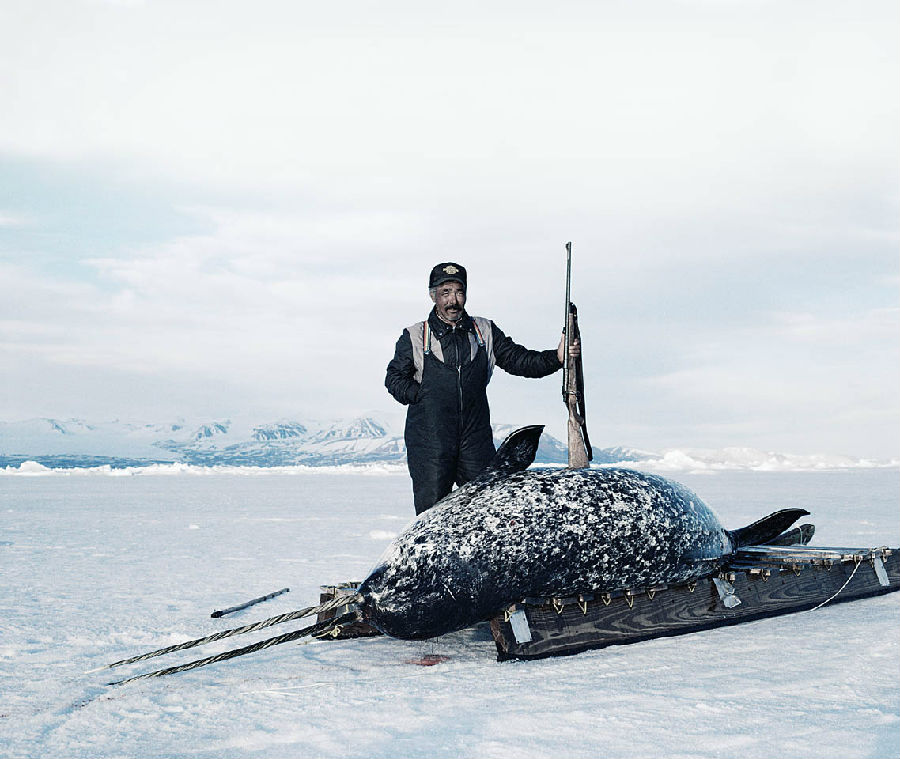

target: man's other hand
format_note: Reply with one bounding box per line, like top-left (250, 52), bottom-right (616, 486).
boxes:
top-left (557, 334), bottom-right (581, 365)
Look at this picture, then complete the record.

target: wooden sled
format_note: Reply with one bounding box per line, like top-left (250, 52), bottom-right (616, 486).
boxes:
top-left (490, 545), bottom-right (899, 661)
top-left (317, 545), bottom-right (899, 658)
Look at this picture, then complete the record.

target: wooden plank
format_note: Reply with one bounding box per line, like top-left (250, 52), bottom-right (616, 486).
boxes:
top-left (491, 548), bottom-right (900, 661)
top-left (735, 545), bottom-right (889, 563)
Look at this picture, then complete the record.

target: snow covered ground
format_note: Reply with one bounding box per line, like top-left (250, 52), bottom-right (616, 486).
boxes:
top-left (1, 469), bottom-right (898, 758)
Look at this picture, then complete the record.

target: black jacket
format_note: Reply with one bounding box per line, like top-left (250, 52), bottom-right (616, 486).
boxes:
top-left (385, 309), bottom-right (560, 512)
top-left (385, 309), bottom-right (561, 407)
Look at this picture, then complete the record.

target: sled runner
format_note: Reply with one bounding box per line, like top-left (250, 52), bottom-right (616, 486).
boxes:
top-left (489, 544), bottom-right (899, 661)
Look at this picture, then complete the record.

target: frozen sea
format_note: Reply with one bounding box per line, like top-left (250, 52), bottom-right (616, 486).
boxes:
top-left (1, 468), bottom-right (898, 759)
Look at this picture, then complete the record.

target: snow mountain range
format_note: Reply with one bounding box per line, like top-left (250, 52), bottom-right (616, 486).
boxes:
top-left (0, 417), bottom-right (895, 472)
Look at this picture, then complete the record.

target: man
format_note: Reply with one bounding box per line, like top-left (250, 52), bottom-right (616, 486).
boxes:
top-left (385, 262), bottom-right (577, 514)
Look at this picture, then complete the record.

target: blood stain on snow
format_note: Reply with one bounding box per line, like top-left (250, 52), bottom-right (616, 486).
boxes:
top-left (405, 654), bottom-right (451, 666)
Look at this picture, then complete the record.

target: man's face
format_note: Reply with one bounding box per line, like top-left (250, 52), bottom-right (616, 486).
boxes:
top-left (432, 281), bottom-right (466, 323)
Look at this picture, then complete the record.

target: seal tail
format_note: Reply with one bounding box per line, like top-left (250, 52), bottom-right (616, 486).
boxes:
top-left (764, 523), bottom-right (815, 546)
top-left (728, 508), bottom-right (811, 548)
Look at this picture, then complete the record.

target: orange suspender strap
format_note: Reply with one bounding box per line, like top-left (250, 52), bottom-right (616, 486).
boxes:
top-left (471, 319), bottom-right (485, 348)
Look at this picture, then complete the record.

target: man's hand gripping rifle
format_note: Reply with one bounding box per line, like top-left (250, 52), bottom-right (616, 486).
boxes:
top-left (562, 242), bottom-right (593, 469)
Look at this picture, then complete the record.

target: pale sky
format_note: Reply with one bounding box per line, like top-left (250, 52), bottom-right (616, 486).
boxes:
top-left (1, 0), bottom-right (898, 458)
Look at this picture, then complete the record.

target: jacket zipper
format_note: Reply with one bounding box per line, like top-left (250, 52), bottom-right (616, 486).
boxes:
top-left (453, 326), bottom-right (463, 429)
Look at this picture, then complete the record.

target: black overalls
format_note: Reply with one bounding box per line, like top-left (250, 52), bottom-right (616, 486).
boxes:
top-left (404, 315), bottom-right (496, 514)
top-left (385, 308), bottom-right (561, 515)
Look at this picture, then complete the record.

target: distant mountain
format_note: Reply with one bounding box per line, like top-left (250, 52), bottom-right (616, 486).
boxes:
top-left (154, 418), bottom-right (405, 467)
top-left (308, 417), bottom-right (386, 443)
top-left (252, 422), bottom-right (307, 441)
top-left (0, 415), bottom-right (643, 469)
top-left (192, 422), bottom-right (230, 441)
top-left (1, 416), bottom-right (894, 471)
top-left (0, 416), bottom-right (533, 468)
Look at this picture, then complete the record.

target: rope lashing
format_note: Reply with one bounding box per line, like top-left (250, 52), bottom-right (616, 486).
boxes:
top-left (103, 593), bottom-right (362, 670)
top-left (807, 556), bottom-right (864, 613)
top-left (108, 611), bottom-right (359, 686)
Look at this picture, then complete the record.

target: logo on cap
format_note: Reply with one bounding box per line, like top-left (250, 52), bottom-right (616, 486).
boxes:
top-left (443, 265), bottom-right (459, 275)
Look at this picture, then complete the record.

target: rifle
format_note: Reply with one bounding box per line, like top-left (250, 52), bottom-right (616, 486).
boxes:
top-left (562, 242), bottom-right (592, 468)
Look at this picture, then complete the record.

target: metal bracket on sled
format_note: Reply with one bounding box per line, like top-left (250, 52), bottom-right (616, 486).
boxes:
top-left (872, 555), bottom-right (890, 587)
top-left (712, 577), bottom-right (742, 609)
top-left (508, 608), bottom-right (533, 644)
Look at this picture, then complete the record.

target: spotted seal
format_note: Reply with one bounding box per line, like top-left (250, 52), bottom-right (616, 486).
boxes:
top-left (358, 425), bottom-right (807, 639)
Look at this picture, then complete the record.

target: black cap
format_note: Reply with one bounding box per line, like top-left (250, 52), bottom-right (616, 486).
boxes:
top-left (429, 262), bottom-right (467, 290)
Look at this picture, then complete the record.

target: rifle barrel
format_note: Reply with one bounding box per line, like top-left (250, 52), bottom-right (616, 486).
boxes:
top-left (563, 241), bottom-right (572, 397)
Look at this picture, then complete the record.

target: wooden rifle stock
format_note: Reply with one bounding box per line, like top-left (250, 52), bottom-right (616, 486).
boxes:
top-left (562, 242), bottom-right (592, 468)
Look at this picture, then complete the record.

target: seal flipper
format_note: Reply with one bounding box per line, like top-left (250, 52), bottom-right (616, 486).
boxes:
top-left (483, 425), bottom-right (544, 478)
top-left (728, 508), bottom-right (811, 548)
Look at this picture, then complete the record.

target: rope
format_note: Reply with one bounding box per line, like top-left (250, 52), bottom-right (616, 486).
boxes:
top-left (807, 558), bottom-right (863, 612)
top-left (104, 593), bottom-right (362, 670)
top-left (108, 611), bottom-right (360, 686)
